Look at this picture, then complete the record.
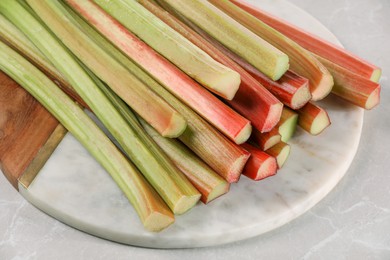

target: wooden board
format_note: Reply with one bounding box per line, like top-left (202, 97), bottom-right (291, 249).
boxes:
top-left (0, 71), bottom-right (66, 190)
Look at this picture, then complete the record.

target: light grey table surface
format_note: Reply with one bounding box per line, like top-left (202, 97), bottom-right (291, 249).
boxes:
top-left (1, 0), bottom-right (389, 259)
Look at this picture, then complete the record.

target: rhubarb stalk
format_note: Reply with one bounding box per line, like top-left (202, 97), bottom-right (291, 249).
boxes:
top-left (250, 127), bottom-right (281, 151)
top-left (0, 40), bottom-right (174, 232)
top-left (298, 102), bottom-right (331, 135)
top-left (316, 55), bottom-right (380, 110)
top-left (66, 0), bottom-right (251, 144)
top-left (0, 14), bottom-right (87, 108)
top-left (210, 0), bottom-right (334, 101)
top-left (155, 0), bottom-right (289, 81)
top-left (137, 0), bottom-right (283, 132)
top-left (277, 108), bottom-right (299, 142)
top-left (241, 143), bottom-right (278, 181)
top-left (266, 142), bottom-right (291, 169)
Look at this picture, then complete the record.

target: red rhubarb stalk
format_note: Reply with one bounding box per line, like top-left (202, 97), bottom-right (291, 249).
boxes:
top-left (244, 64), bottom-right (311, 110)
top-left (138, 0), bottom-right (283, 132)
top-left (241, 143), bottom-right (278, 181)
top-left (231, 0), bottom-right (382, 83)
top-left (67, 0), bottom-right (251, 144)
top-left (298, 102), bottom-right (331, 135)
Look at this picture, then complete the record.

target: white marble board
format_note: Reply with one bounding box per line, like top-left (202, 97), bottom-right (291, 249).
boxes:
top-left (17, 0), bottom-right (364, 249)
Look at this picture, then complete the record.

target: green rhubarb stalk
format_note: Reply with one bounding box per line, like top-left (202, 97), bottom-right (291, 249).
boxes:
top-left (88, 0), bottom-right (240, 100)
top-left (141, 121), bottom-right (230, 204)
top-left (11, 0), bottom-right (186, 138)
top-left (155, 0), bottom-right (289, 81)
top-left (0, 40), bottom-right (174, 232)
top-left (277, 108), bottom-right (298, 142)
top-left (0, 14), bottom-right (86, 107)
top-left (2, 0), bottom-right (200, 214)
top-left (210, 0), bottom-right (334, 101)
top-left (66, 5), bottom-right (251, 183)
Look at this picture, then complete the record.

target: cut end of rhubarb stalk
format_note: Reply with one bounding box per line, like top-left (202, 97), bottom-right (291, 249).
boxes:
top-left (310, 73), bottom-right (334, 101)
top-left (298, 102), bottom-right (330, 135)
top-left (290, 82), bottom-right (311, 109)
top-left (161, 112), bottom-right (187, 138)
top-left (275, 144), bottom-right (290, 168)
top-left (273, 54), bottom-right (290, 81)
top-left (173, 193), bottom-right (201, 215)
top-left (310, 110), bottom-right (331, 135)
top-left (370, 68), bottom-right (382, 83)
top-left (278, 114), bottom-right (298, 142)
top-left (267, 142), bottom-right (291, 169)
top-left (227, 151), bottom-right (251, 183)
top-left (264, 135), bottom-right (282, 151)
top-left (365, 85), bottom-right (381, 110)
top-left (234, 122), bottom-right (253, 144)
top-left (256, 156), bottom-right (278, 180)
top-left (241, 143), bottom-right (277, 181)
top-left (211, 69), bottom-right (241, 100)
top-left (261, 102), bottom-right (284, 133)
top-left (205, 182), bottom-right (230, 204)
top-left (144, 211), bottom-right (175, 232)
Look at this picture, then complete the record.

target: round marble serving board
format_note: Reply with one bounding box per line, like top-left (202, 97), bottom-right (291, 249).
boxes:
top-left (15, 0), bottom-right (364, 249)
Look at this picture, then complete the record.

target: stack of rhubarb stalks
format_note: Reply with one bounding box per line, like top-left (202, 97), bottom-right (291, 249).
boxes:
top-left (0, 0), bottom-right (381, 231)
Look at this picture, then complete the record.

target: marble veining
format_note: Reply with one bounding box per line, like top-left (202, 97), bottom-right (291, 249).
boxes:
top-left (2, 0), bottom-right (373, 250)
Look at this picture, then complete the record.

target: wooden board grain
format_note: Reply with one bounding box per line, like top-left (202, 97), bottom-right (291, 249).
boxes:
top-left (0, 71), bottom-right (65, 190)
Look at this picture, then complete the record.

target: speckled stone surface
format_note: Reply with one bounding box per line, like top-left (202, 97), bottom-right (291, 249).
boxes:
top-left (1, 0), bottom-right (389, 258)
